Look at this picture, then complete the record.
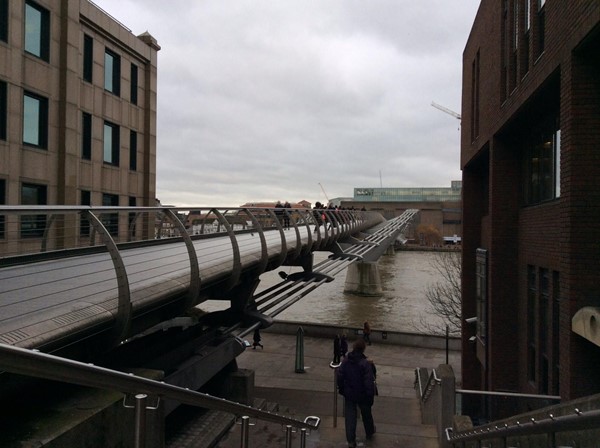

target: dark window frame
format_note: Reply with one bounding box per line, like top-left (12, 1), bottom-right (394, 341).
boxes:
top-left (23, 91), bottom-right (49, 149)
top-left (523, 117), bottom-right (560, 206)
top-left (0, 80), bottom-right (6, 141)
top-left (0, 178), bottom-right (5, 239)
top-left (80, 189), bottom-right (91, 236)
top-left (82, 112), bottom-right (92, 159)
top-left (20, 182), bottom-right (47, 238)
top-left (130, 63), bottom-right (138, 105)
top-left (83, 34), bottom-right (93, 82)
top-left (24, 0), bottom-right (50, 62)
top-left (0, 0), bottom-right (8, 43)
top-left (129, 129), bottom-right (137, 171)
top-left (101, 193), bottom-right (119, 236)
top-left (103, 121), bottom-right (120, 166)
top-left (104, 48), bottom-right (121, 96)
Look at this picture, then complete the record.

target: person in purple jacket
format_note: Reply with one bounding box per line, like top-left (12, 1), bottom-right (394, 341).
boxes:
top-left (337, 339), bottom-right (376, 447)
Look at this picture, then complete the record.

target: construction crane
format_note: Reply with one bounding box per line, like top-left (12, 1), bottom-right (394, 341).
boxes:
top-left (431, 101), bottom-right (461, 120)
top-left (318, 182), bottom-right (330, 204)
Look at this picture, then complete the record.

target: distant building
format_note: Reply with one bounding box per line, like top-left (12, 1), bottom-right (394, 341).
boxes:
top-left (461, 0), bottom-right (600, 403)
top-left (0, 1), bottom-right (159, 245)
top-left (353, 181), bottom-right (462, 202)
top-left (343, 182), bottom-right (462, 242)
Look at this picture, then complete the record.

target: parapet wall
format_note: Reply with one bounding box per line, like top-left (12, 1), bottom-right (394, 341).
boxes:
top-left (267, 320), bottom-right (461, 351)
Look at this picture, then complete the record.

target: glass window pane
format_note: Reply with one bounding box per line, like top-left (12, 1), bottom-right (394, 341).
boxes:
top-left (25, 3), bottom-right (42, 57)
top-left (104, 52), bottom-right (114, 91)
top-left (23, 94), bottom-right (40, 145)
top-left (103, 123), bottom-right (112, 163)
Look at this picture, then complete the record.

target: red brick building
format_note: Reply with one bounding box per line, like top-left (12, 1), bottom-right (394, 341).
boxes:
top-left (461, 0), bottom-right (600, 402)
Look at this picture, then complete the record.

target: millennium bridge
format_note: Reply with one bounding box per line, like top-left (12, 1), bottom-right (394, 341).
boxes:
top-left (0, 205), bottom-right (417, 446)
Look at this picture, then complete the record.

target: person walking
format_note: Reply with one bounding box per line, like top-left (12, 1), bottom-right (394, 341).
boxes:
top-left (363, 321), bottom-right (372, 345)
top-left (333, 334), bottom-right (342, 364)
top-left (337, 339), bottom-right (376, 447)
top-left (340, 334), bottom-right (348, 358)
top-left (252, 328), bottom-right (263, 349)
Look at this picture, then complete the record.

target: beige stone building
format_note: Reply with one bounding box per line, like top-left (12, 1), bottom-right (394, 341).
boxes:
top-left (0, 1), bottom-right (159, 242)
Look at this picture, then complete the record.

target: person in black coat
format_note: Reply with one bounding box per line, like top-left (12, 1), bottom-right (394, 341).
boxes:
top-left (337, 339), bottom-right (376, 446)
top-left (333, 334), bottom-right (341, 364)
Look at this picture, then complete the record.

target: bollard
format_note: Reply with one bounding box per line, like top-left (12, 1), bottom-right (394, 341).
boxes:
top-left (329, 361), bottom-right (341, 428)
top-left (240, 416), bottom-right (250, 448)
top-left (295, 326), bottom-right (305, 373)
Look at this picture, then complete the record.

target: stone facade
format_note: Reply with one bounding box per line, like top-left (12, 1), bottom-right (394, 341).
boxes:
top-left (0, 1), bottom-right (159, 222)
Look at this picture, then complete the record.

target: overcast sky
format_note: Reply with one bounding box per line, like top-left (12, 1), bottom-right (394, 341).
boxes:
top-left (92, 1), bottom-right (480, 207)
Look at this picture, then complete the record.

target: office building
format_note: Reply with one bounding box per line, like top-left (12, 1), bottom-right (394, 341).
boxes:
top-left (0, 0), bottom-right (159, 246)
top-left (461, 0), bottom-right (600, 402)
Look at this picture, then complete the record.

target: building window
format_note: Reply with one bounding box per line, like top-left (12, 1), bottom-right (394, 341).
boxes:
top-left (130, 63), bottom-right (138, 105)
top-left (0, 0), bottom-right (7, 43)
top-left (475, 248), bottom-right (487, 341)
top-left (524, 118), bottom-right (560, 205)
top-left (501, 0), bottom-right (509, 101)
top-left (102, 193), bottom-right (119, 236)
top-left (552, 271), bottom-right (560, 395)
top-left (471, 50), bottom-right (480, 142)
top-left (0, 178), bottom-right (5, 239)
top-left (80, 189), bottom-right (91, 236)
top-left (21, 182), bottom-right (47, 238)
top-left (527, 265), bottom-right (537, 383)
top-left (527, 265), bottom-right (558, 394)
top-left (129, 130), bottom-right (137, 171)
top-left (82, 112), bottom-right (92, 160)
top-left (23, 91), bottom-right (48, 148)
top-left (0, 80), bottom-right (6, 141)
top-left (103, 121), bottom-right (119, 165)
top-left (521, 0), bottom-right (530, 77)
top-left (83, 34), bottom-right (93, 82)
top-left (535, 0), bottom-right (546, 57)
top-left (104, 49), bottom-right (121, 95)
top-left (128, 196), bottom-right (136, 239)
top-left (24, 1), bottom-right (50, 62)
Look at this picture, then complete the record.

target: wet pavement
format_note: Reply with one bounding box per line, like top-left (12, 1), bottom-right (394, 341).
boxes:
top-left (214, 328), bottom-right (461, 448)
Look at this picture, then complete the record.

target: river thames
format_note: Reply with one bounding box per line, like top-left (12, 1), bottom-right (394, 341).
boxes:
top-left (198, 249), bottom-right (453, 334)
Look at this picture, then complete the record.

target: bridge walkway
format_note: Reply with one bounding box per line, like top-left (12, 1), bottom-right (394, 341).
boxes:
top-left (167, 327), bottom-right (461, 448)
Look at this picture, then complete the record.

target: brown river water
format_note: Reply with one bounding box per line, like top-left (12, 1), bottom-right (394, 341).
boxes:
top-left (197, 250), bottom-right (450, 333)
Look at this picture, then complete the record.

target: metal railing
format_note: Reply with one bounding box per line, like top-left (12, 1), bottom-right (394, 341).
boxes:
top-left (0, 342), bottom-right (320, 447)
top-left (0, 206), bottom-right (381, 352)
top-left (446, 407), bottom-right (600, 447)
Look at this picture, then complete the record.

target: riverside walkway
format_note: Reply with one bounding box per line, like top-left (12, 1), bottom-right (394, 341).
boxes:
top-left (167, 326), bottom-right (462, 448)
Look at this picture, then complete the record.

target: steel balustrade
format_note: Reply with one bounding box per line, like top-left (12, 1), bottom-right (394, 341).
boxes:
top-left (0, 342), bottom-right (320, 445)
top-left (0, 206), bottom-right (389, 352)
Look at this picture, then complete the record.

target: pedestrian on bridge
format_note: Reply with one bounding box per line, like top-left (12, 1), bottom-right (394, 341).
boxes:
top-left (340, 334), bottom-right (348, 358)
top-left (333, 334), bottom-right (341, 364)
top-left (252, 329), bottom-right (263, 349)
top-left (363, 321), bottom-right (372, 345)
top-left (337, 339), bottom-right (376, 447)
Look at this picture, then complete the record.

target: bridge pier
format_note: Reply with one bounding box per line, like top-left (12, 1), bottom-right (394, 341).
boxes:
top-left (343, 261), bottom-right (383, 297)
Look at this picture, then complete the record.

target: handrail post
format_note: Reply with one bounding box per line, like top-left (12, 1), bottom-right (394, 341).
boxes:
top-left (240, 415), bottom-right (250, 448)
top-left (299, 428), bottom-right (307, 448)
top-left (285, 424), bottom-right (293, 448)
top-left (134, 394), bottom-right (148, 448)
top-left (329, 361), bottom-right (341, 427)
top-left (295, 326), bottom-right (305, 373)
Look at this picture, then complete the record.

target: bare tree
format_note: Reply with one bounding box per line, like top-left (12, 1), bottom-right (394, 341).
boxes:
top-left (418, 250), bottom-right (462, 336)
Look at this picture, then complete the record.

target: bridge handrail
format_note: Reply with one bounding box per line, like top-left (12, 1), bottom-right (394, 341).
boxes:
top-left (446, 407), bottom-right (600, 445)
top-left (0, 342), bottom-right (319, 431)
top-left (0, 205), bottom-right (383, 351)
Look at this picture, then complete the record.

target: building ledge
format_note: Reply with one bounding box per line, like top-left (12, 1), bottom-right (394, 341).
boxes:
top-left (572, 307), bottom-right (600, 347)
